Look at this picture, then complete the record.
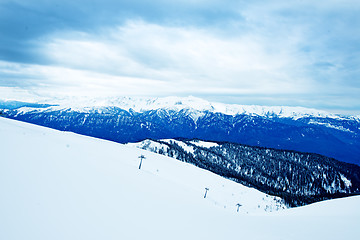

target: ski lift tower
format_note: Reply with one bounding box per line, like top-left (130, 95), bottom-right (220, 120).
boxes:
top-left (138, 154), bottom-right (146, 169)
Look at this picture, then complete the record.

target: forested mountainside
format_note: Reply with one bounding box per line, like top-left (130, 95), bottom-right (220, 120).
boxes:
top-left (1, 97), bottom-right (359, 165)
top-left (129, 139), bottom-right (360, 206)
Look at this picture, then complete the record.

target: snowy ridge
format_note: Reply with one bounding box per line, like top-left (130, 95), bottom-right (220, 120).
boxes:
top-left (189, 139), bottom-right (219, 148)
top-left (1, 117), bottom-right (285, 215)
top-left (308, 120), bottom-right (353, 133)
top-left (1, 117), bottom-right (360, 240)
top-left (6, 96), bottom-right (347, 119)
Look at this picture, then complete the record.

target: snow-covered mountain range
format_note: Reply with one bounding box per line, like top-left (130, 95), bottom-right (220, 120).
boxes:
top-left (2, 96), bottom-right (356, 119)
top-left (1, 116), bottom-right (360, 240)
top-left (1, 96), bottom-right (360, 165)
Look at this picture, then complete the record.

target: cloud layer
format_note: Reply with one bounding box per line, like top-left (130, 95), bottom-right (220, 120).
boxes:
top-left (0, 0), bottom-right (359, 113)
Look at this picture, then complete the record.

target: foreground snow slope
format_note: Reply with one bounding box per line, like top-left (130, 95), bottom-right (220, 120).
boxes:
top-left (0, 117), bottom-right (359, 240)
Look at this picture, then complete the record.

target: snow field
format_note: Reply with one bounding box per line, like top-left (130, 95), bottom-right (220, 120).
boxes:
top-left (1, 117), bottom-right (359, 240)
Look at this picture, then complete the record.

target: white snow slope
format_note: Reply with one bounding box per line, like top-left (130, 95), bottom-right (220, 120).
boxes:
top-left (1, 117), bottom-right (359, 240)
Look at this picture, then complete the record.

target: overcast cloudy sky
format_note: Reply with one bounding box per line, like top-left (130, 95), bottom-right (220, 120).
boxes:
top-left (0, 0), bottom-right (359, 113)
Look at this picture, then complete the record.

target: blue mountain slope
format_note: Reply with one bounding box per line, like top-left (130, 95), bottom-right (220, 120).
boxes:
top-left (1, 98), bottom-right (359, 165)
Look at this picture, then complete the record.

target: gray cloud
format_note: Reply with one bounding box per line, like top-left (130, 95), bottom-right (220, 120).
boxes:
top-left (0, 0), bottom-right (359, 114)
top-left (0, 0), bottom-right (246, 63)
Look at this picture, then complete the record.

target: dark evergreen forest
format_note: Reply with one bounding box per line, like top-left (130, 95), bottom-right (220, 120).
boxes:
top-left (137, 139), bottom-right (360, 206)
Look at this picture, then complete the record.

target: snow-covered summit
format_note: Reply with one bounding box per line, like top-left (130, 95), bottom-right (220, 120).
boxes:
top-left (12, 95), bottom-right (345, 119)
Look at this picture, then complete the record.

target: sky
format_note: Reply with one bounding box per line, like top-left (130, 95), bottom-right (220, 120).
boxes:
top-left (0, 0), bottom-right (359, 114)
